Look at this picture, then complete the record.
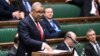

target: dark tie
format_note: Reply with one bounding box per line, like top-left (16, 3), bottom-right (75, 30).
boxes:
top-left (36, 22), bottom-right (44, 40)
top-left (94, 42), bottom-right (100, 55)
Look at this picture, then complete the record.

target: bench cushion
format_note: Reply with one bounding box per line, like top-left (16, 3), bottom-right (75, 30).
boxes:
top-left (0, 28), bottom-right (17, 43)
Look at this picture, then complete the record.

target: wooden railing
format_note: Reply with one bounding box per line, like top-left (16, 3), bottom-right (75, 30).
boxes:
top-left (0, 16), bottom-right (100, 27)
top-left (0, 35), bottom-right (100, 49)
top-left (55, 16), bottom-right (100, 23)
top-left (46, 35), bottom-right (100, 44)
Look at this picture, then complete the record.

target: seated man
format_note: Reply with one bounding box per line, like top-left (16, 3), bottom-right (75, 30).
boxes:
top-left (42, 7), bottom-right (64, 39)
top-left (84, 29), bottom-right (100, 56)
top-left (56, 31), bottom-right (79, 56)
top-left (8, 33), bottom-right (19, 56)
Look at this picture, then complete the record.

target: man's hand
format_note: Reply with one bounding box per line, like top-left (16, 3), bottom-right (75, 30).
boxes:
top-left (12, 11), bottom-right (20, 19)
top-left (43, 43), bottom-right (53, 53)
top-left (20, 12), bottom-right (25, 19)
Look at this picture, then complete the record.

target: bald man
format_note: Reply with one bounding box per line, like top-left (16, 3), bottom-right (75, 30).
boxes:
top-left (56, 31), bottom-right (79, 56)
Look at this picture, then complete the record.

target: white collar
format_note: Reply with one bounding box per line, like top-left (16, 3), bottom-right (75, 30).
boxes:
top-left (29, 14), bottom-right (37, 25)
top-left (64, 41), bottom-right (72, 52)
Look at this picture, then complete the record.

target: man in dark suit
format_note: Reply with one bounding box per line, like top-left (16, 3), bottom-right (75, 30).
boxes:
top-left (66, 0), bottom-right (100, 16)
top-left (16, 2), bottom-right (53, 56)
top-left (8, 33), bottom-right (19, 56)
top-left (17, 0), bottom-right (32, 16)
top-left (84, 29), bottom-right (100, 56)
top-left (42, 7), bottom-right (64, 39)
top-left (0, 0), bottom-right (24, 20)
top-left (56, 31), bottom-right (79, 56)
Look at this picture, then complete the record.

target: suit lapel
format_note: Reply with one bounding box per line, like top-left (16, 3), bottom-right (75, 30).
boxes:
top-left (63, 42), bottom-right (69, 50)
top-left (89, 43), bottom-right (98, 55)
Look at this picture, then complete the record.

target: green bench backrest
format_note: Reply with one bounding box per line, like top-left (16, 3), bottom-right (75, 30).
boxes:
top-left (0, 51), bottom-right (8, 56)
top-left (60, 23), bottom-right (100, 37)
top-left (43, 4), bottom-right (81, 18)
top-left (0, 28), bottom-right (17, 43)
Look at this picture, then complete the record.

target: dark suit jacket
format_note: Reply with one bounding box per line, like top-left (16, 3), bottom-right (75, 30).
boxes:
top-left (8, 46), bottom-right (17, 56)
top-left (69, 0), bottom-right (100, 16)
top-left (56, 42), bottom-right (69, 50)
top-left (17, 0), bottom-right (31, 16)
top-left (84, 42), bottom-right (100, 56)
top-left (0, 0), bottom-right (18, 20)
top-left (17, 15), bottom-right (46, 56)
top-left (41, 18), bottom-right (64, 39)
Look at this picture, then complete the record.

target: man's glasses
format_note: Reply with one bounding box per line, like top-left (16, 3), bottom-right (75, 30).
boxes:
top-left (33, 9), bottom-right (44, 14)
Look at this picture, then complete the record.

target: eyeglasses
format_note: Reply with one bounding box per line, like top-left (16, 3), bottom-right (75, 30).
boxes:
top-left (33, 9), bottom-right (44, 14)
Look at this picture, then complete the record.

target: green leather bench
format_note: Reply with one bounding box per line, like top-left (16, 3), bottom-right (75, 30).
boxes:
top-left (0, 50), bottom-right (8, 56)
top-left (0, 28), bottom-right (17, 43)
top-left (43, 4), bottom-right (81, 18)
top-left (60, 23), bottom-right (100, 37)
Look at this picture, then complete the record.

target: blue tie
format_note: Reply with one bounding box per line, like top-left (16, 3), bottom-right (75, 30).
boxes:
top-left (24, 0), bottom-right (31, 12)
top-left (50, 20), bottom-right (61, 32)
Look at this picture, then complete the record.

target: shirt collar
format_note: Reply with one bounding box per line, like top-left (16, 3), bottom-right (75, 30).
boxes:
top-left (29, 14), bottom-right (37, 25)
top-left (64, 41), bottom-right (72, 52)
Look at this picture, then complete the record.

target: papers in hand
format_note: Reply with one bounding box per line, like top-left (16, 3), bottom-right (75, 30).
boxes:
top-left (38, 49), bottom-right (69, 54)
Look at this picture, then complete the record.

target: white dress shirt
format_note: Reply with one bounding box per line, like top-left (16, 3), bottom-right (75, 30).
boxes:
top-left (64, 41), bottom-right (79, 56)
top-left (90, 0), bottom-right (98, 15)
top-left (90, 41), bottom-right (100, 54)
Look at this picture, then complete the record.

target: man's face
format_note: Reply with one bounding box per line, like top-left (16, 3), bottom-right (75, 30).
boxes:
top-left (44, 8), bottom-right (53, 19)
top-left (87, 30), bottom-right (96, 42)
top-left (67, 38), bottom-right (74, 48)
top-left (31, 6), bottom-right (44, 22)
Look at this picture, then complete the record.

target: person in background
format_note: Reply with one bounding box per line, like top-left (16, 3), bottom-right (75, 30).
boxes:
top-left (56, 31), bottom-right (79, 56)
top-left (16, 2), bottom-right (53, 56)
top-left (84, 29), bottom-right (100, 56)
top-left (65, 0), bottom-right (100, 17)
top-left (42, 7), bottom-right (64, 39)
top-left (0, 0), bottom-right (24, 20)
top-left (17, 0), bottom-right (32, 17)
top-left (8, 33), bottom-right (19, 56)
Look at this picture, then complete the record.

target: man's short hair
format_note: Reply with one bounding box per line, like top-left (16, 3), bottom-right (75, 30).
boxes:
top-left (31, 2), bottom-right (42, 11)
top-left (86, 28), bottom-right (95, 36)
